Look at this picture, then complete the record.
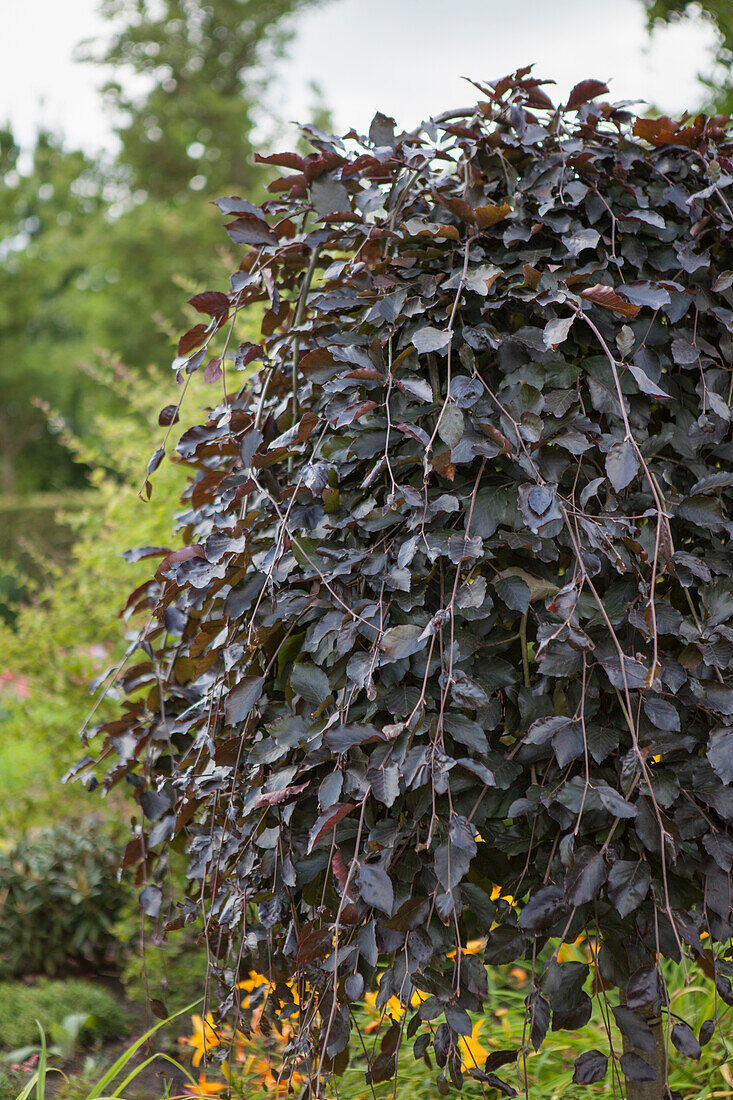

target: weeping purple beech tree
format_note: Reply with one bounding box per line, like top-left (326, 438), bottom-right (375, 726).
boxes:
top-left (79, 70), bottom-right (733, 1099)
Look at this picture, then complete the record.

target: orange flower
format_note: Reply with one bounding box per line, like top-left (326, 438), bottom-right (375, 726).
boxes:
top-left (181, 1014), bottom-right (229, 1067)
top-left (246, 1056), bottom-right (304, 1095)
top-left (183, 1072), bottom-right (226, 1097)
top-left (448, 938), bottom-right (486, 959)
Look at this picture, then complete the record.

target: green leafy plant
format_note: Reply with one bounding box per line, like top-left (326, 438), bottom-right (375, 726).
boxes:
top-left (0, 828), bottom-right (130, 978)
top-left (5, 1014), bottom-right (95, 1067)
top-left (85, 71), bottom-right (733, 1099)
top-left (0, 1070), bottom-right (23, 1100)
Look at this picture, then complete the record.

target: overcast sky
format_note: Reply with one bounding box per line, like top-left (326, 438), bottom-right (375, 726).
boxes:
top-left (2, 0), bottom-right (719, 156)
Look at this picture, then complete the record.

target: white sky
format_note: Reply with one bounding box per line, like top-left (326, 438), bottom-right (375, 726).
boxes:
top-left (1, 0), bottom-right (720, 156)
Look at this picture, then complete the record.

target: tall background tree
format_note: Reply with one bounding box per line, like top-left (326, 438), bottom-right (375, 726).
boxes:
top-left (0, 0), bottom-right (323, 608)
top-left (84, 0), bottom-right (320, 199)
top-left (645, 0), bottom-right (733, 112)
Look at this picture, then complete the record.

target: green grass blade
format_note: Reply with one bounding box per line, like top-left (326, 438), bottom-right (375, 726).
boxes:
top-left (86, 1000), bottom-right (200, 1100)
top-left (107, 1050), bottom-right (198, 1098)
top-left (35, 1024), bottom-right (46, 1100)
top-left (14, 1071), bottom-right (40, 1100)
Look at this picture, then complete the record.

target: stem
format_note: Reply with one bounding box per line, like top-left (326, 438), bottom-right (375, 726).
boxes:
top-left (519, 610), bottom-right (530, 689)
top-left (290, 244), bottom-right (321, 426)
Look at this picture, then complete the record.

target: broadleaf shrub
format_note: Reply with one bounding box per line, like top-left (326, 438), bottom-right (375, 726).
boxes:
top-left (0, 825), bottom-right (129, 978)
top-left (85, 71), bottom-right (733, 1095)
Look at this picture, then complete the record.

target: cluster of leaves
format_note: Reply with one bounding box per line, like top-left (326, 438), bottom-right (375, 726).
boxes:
top-left (0, 825), bottom-right (130, 978)
top-left (85, 70), bottom-right (733, 1095)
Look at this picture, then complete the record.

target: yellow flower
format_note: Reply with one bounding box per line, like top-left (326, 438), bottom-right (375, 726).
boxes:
top-left (184, 1072), bottom-right (226, 1097)
top-left (459, 1019), bottom-right (488, 1069)
top-left (490, 884), bottom-right (516, 905)
top-left (238, 970), bottom-right (272, 995)
top-left (363, 981), bottom-right (428, 1031)
top-left (181, 1014), bottom-right (228, 1068)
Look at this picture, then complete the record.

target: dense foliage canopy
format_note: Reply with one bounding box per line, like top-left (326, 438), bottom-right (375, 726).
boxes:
top-left (84, 72), bottom-right (733, 1095)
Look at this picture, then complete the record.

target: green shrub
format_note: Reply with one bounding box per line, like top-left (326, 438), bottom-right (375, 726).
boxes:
top-left (0, 367), bottom-right (190, 838)
top-left (0, 825), bottom-right (129, 978)
top-left (0, 979), bottom-right (127, 1052)
top-left (11, 1007), bottom-right (196, 1100)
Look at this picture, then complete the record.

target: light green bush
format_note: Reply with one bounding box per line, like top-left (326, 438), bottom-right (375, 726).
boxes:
top-left (0, 980), bottom-right (127, 1052)
top-left (0, 366), bottom-right (190, 836)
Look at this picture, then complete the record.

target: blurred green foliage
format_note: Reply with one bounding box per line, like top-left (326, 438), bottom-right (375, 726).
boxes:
top-left (85, 0), bottom-right (321, 199)
top-left (0, 824), bottom-right (130, 978)
top-left (0, 979), bottom-right (127, 1053)
top-left (0, 364), bottom-right (192, 832)
top-left (645, 0), bottom-right (733, 112)
top-left (0, 0), bottom-right (322, 568)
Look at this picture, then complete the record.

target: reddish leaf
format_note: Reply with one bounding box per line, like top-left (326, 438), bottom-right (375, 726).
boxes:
top-left (188, 291), bottom-right (230, 316)
top-left (296, 924), bottom-right (333, 966)
top-left (225, 214), bottom-right (277, 246)
top-left (177, 324), bottom-right (207, 356)
top-left (475, 202), bottom-right (512, 228)
top-left (254, 782), bottom-right (309, 808)
top-left (158, 405), bottom-right (179, 427)
top-left (307, 803), bottom-right (356, 853)
top-left (254, 150), bottom-right (307, 171)
top-left (581, 285), bottom-right (641, 317)
top-left (566, 80), bottom-right (609, 111)
top-left (332, 849), bottom-right (356, 899)
top-left (204, 357), bottom-right (222, 384)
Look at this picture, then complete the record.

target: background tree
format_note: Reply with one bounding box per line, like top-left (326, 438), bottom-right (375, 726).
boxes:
top-left (0, 0), bottom-right (323, 615)
top-left (82, 0), bottom-right (322, 200)
top-left (0, 130), bottom-right (106, 495)
top-left (644, 0), bottom-right (733, 112)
